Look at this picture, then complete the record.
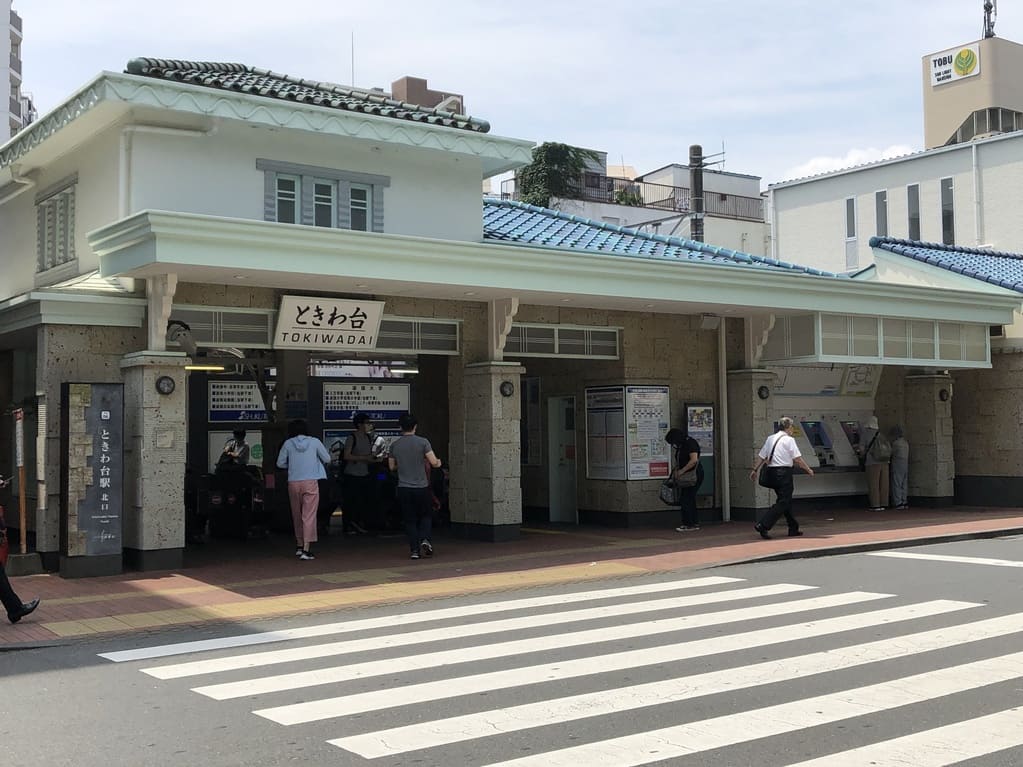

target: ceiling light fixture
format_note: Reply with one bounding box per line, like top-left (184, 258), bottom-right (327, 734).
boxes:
top-left (184, 364), bottom-right (227, 372)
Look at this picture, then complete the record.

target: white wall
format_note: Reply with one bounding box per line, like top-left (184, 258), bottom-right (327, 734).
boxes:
top-left (1, 117), bottom-right (493, 303)
top-left (129, 121), bottom-right (484, 242)
top-left (641, 165), bottom-right (762, 197)
top-left (0, 128), bottom-right (120, 301)
top-left (772, 133), bottom-right (1023, 273)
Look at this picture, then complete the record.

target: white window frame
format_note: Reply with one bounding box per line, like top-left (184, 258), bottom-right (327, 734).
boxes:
top-left (312, 178), bottom-right (337, 229)
top-left (906, 183), bottom-right (921, 240)
top-left (874, 189), bottom-right (888, 237)
top-left (258, 159), bottom-right (389, 233)
top-left (940, 177), bottom-right (955, 245)
top-left (349, 183), bottom-right (371, 232)
top-left (275, 174), bottom-right (300, 225)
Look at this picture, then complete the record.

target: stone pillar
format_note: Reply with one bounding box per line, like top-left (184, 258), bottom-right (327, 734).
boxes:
top-left (120, 352), bottom-right (189, 570)
top-left (727, 369), bottom-right (777, 519)
top-left (449, 362), bottom-right (525, 541)
top-left (904, 374), bottom-right (955, 505)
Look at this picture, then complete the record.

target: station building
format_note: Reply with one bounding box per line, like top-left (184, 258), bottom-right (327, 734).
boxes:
top-left (0, 58), bottom-right (1017, 575)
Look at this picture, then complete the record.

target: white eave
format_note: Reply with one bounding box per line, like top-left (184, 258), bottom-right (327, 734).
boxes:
top-left (89, 210), bottom-right (1023, 326)
top-left (0, 72), bottom-right (535, 178)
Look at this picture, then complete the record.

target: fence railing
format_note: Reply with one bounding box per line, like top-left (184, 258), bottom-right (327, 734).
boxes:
top-left (10, 53), bottom-right (20, 75)
top-left (10, 10), bottom-right (22, 33)
top-left (9, 97), bottom-right (20, 119)
top-left (503, 173), bottom-right (764, 221)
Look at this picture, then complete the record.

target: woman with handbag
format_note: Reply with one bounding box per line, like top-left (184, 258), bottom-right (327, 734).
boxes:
top-left (0, 475), bottom-right (40, 624)
top-left (665, 428), bottom-right (703, 532)
top-left (748, 417), bottom-right (814, 539)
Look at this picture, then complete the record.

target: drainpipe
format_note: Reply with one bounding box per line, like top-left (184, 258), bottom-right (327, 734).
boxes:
top-left (119, 122), bottom-right (220, 218)
top-left (0, 165), bottom-right (36, 206)
top-left (718, 318), bottom-right (731, 521)
top-left (972, 142), bottom-right (982, 245)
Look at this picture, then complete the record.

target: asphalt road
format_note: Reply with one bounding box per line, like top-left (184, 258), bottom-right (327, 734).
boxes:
top-left (3, 535), bottom-right (1023, 767)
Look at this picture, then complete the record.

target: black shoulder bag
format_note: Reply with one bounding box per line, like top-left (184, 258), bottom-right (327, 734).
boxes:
top-left (757, 435), bottom-right (784, 489)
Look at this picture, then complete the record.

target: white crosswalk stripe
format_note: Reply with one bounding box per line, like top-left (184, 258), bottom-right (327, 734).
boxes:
top-left (98, 574), bottom-right (1023, 767)
top-left (867, 551), bottom-right (1023, 568)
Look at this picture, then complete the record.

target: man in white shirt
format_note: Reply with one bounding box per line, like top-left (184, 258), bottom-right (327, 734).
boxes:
top-left (748, 416), bottom-right (815, 539)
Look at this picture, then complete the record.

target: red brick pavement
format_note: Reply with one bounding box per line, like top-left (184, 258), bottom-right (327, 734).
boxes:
top-left (2, 507), bottom-right (1021, 646)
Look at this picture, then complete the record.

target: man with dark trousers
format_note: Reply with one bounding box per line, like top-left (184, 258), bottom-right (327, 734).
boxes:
top-left (748, 416), bottom-right (815, 539)
top-left (0, 475), bottom-right (39, 624)
top-left (388, 413), bottom-right (442, 560)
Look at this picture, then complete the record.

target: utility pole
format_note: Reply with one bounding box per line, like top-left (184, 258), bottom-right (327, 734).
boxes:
top-left (689, 145), bottom-right (705, 242)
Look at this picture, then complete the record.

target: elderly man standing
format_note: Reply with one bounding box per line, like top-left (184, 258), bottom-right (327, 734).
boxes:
top-left (749, 417), bottom-right (815, 539)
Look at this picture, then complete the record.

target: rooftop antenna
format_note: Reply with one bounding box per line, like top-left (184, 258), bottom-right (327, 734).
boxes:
top-left (983, 0), bottom-right (997, 38)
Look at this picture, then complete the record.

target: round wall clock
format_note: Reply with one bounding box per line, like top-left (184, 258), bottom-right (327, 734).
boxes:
top-left (155, 375), bottom-right (176, 395)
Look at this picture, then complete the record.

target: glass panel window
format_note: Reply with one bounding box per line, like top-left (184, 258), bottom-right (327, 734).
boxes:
top-left (852, 316), bottom-right (879, 357)
top-left (275, 175), bottom-right (299, 224)
top-left (940, 177), bottom-right (955, 245)
top-left (874, 190), bottom-right (888, 237)
top-left (883, 318), bottom-right (909, 358)
top-left (907, 184), bottom-right (920, 240)
top-left (911, 320), bottom-right (936, 360)
top-left (313, 180), bottom-right (336, 228)
top-left (845, 198), bottom-right (856, 239)
top-left (789, 314), bottom-right (816, 356)
top-left (964, 325), bottom-right (988, 361)
top-left (821, 314), bottom-right (848, 356)
top-left (939, 322), bottom-right (963, 361)
top-left (350, 184), bottom-right (371, 232)
top-left (975, 108), bottom-right (988, 135)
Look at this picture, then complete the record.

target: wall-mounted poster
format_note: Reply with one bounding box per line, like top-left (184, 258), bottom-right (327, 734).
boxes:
top-left (208, 381), bottom-right (269, 423)
top-left (585, 386), bottom-right (627, 479)
top-left (322, 382), bottom-right (410, 423)
top-left (625, 385), bottom-right (671, 479)
top-left (686, 405), bottom-right (715, 456)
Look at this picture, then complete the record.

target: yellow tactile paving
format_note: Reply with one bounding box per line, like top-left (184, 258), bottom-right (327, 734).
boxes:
top-left (40, 560), bottom-right (647, 637)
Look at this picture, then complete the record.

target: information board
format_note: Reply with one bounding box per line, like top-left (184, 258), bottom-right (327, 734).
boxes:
top-left (625, 385), bottom-right (671, 479)
top-left (208, 381), bottom-right (269, 423)
top-left (322, 382), bottom-right (410, 423)
top-left (585, 386), bottom-right (627, 480)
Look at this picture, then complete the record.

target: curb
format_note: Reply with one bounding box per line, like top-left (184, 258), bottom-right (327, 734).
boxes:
top-left (711, 526), bottom-right (1023, 568)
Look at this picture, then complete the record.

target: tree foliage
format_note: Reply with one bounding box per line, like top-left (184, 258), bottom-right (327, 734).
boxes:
top-left (517, 142), bottom-right (600, 207)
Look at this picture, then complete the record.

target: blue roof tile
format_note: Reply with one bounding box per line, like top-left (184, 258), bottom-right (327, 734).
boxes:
top-left (483, 199), bottom-right (841, 277)
top-left (869, 236), bottom-right (1023, 294)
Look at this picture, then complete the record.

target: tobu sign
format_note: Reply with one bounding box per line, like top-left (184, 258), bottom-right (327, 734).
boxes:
top-left (930, 43), bottom-right (981, 86)
top-left (274, 296), bottom-right (385, 350)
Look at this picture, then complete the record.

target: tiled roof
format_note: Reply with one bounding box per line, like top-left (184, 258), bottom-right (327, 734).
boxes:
top-left (483, 199), bottom-right (840, 276)
top-left (124, 58), bottom-right (490, 133)
top-left (870, 236), bottom-right (1023, 294)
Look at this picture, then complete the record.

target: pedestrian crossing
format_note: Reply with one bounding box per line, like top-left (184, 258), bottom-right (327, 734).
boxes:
top-left (99, 573), bottom-right (1023, 766)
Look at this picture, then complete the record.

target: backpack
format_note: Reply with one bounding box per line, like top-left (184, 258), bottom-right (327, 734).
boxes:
top-left (868, 432), bottom-right (893, 462)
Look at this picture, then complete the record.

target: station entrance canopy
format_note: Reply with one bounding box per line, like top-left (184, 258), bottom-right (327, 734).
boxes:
top-left (761, 312), bottom-right (992, 368)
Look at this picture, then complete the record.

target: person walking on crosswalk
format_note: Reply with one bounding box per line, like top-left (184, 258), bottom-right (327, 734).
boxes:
top-left (388, 413), bottom-right (442, 560)
top-left (749, 416), bottom-right (814, 539)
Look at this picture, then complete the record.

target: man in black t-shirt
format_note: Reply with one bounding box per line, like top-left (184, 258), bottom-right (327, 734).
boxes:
top-left (665, 428), bottom-right (703, 532)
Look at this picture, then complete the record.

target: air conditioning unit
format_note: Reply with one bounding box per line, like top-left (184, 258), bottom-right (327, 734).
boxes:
top-left (990, 325), bottom-right (1005, 338)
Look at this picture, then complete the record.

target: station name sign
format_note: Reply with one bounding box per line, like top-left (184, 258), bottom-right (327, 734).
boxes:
top-left (274, 296), bottom-right (385, 350)
top-left (930, 43), bottom-right (981, 87)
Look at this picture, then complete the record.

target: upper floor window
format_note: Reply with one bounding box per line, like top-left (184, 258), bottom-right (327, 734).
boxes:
top-left (844, 197), bottom-right (856, 239)
top-left (35, 175), bottom-right (77, 274)
top-left (940, 177), bottom-right (955, 245)
top-left (907, 184), bottom-right (920, 240)
top-left (874, 190), bottom-right (888, 237)
top-left (258, 159), bottom-right (389, 233)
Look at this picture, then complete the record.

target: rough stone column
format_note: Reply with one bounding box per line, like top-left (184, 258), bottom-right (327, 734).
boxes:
top-left (120, 351), bottom-right (190, 570)
top-left (449, 362), bottom-right (525, 541)
top-left (727, 369), bottom-right (777, 519)
top-left (904, 373), bottom-right (955, 505)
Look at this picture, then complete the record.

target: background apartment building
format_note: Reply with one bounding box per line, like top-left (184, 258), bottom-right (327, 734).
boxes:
top-left (1, 1), bottom-right (35, 140)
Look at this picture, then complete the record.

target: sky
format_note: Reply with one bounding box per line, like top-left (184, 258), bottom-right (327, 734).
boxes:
top-left (12, 0), bottom-right (1020, 187)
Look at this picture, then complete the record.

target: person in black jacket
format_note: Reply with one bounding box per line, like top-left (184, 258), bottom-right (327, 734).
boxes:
top-left (665, 428), bottom-right (703, 532)
top-left (0, 475), bottom-right (39, 624)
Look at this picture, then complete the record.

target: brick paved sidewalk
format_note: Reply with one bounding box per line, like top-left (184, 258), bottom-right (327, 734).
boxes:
top-left (2, 506), bottom-right (1021, 646)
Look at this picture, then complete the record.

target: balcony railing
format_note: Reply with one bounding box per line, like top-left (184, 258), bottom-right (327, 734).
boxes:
top-left (10, 52), bottom-right (21, 75)
top-left (504, 172), bottom-right (764, 222)
top-left (9, 96), bottom-right (21, 119)
top-left (10, 10), bottom-right (22, 34)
